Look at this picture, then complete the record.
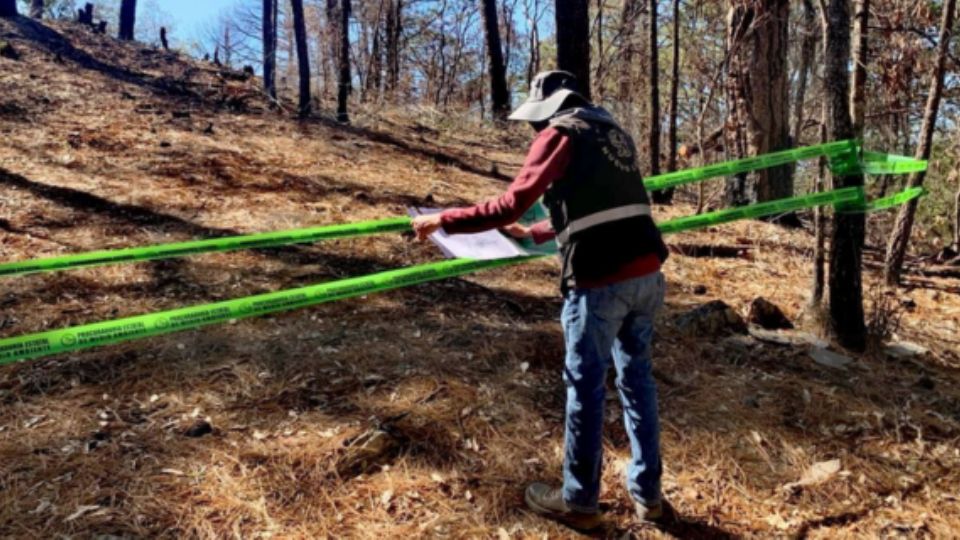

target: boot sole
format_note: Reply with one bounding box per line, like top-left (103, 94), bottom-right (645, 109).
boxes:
top-left (524, 490), bottom-right (603, 532)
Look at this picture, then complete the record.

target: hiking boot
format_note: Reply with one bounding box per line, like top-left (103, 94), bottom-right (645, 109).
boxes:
top-left (635, 500), bottom-right (664, 523)
top-left (524, 482), bottom-right (603, 532)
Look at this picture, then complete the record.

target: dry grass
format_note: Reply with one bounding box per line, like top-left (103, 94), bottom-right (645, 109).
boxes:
top-left (1, 17), bottom-right (960, 539)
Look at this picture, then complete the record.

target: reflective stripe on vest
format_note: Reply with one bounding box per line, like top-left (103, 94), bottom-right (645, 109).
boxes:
top-left (556, 203), bottom-right (652, 245)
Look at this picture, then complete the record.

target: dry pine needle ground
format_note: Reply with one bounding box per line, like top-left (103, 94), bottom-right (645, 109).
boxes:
top-left (1, 18), bottom-right (959, 539)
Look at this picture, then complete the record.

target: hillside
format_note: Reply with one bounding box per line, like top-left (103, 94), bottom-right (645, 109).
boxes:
top-left (2, 16), bottom-right (960, 539)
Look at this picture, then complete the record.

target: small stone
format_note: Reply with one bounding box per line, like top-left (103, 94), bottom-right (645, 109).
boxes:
top-left (692, 284), bottom-right (708, 295)
top-left (914, 375), bottom-right (935, 390)
top-left (0, 41), bottom-right (19, 61)
top-left (676, 300), bottom-right (747, 336)
top-left (809, 347), bottom-right (852, 370)
top-left (747, 297), bottom-right (793, 330)
top-left (182, 419), bottom-right (213, 438)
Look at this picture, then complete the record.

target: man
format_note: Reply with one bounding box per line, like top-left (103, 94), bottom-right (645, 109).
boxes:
top-left (412, 71), bottom-right (669, 532)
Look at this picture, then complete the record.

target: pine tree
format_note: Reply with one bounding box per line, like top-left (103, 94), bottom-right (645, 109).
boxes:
top-left (480, 0), bottom-right (510, 120)
top-left (290, 0), bottom-right (312, 116)
top-left (263, 0), bottom-right (278, 100)
top-left (555, 0), bottom-right (590, 99)
top-left (0, 0), bottom-right (17, 17)
top-left (118, 0), bottom-right (137, 41)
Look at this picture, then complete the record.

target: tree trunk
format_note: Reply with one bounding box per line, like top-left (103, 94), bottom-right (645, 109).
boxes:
top-left (0, 0), bottom-right (15, 17)
top-left (954, 184), bottom-right (960, 251)
top-left (363, 2), bottom-right (384, 100)
top-left (724, 3), bottom-right (751, 206)
top-left (555, 0), bottom-right (590, 100)
top-left (724, 0), bottom-right (791, 206)
top-left (884, 0), bottom-right (956, 285)
top-left (481, 0), bottom-right (510, 120)
top-left (289, 0), bottom-right (311, 117)
top-left (384, 0), bottom-right (402, 93)
top-left (160, 27), bottom-right (169, 50)
top-left (824, 0), bottom-right (866, 351)
top-left (263, 0), bottom-right (278, 100)
top-left (850, 0), bottom-right (868, 138)
top-left (647, 0), bottom-right (664, 199)
top-left (77, 3), bottom-right (93, 25)
top-left (337, 0), bottom-right (352, 123)
top-left (118, 0), bottom-right (137, 41)
top-left (811, 101), bottom-right (828, 306)
top-left (617, 0), bottom-right (640, 101)
top-left (792, 0), bottom-right (817, 145)
top-left (30, 0), bottom-right (43, 19)
top-left (662, 0), bottom-right (680, 202)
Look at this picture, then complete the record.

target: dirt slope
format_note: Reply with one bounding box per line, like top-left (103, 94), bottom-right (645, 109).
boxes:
top-left (1, 16), bottom-right (959, 539)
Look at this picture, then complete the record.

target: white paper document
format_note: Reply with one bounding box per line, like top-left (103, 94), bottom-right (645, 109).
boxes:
top-left (409, 208), bottom-right (555, 260)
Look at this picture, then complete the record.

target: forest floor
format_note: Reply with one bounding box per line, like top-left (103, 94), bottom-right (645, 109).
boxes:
top-left (2, 17), bottom-right (960, 540)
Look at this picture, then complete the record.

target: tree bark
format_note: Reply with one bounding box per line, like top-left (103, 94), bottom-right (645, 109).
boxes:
top-left (811, 101), bottom-right (828, 306)
top-left (337, 0), bottom-right (352, 123)
top-left (724, 0), bottom-right (791, 206)
top-left (617, 0), bottom-right (641, 101)
top-left (0, 0), bottom-right (16, 17)
top-left (30, 0), bottom-right (43, 19)
top-left (662, 0), bottom-right (680, 202)
top-left (524, 0), bottom-right (541, 86)
top-left (263, 0), bottom-right (278, 99)
top-left (118, 0), bottom-right (137, 41)
top-left (78, 3), bottom-right (94, 25)
top-left (555, 0), bottom-right (591, 100)
top-left (954, 183), bottom-right (960, 251)
top-left (850, 0), bottom-right (869, 138)
top-left (884, 0), bottom-right (956, 285)
top-left (793, 0), bottom-right (817, 145)
top-left (824, 0), bottom-right (866, 351)
top-left (384, 0), bottom-right (402, 93)
top-left (481, 0), bottom-right (511, 120)
top-left (647, 0), bottom-right (664, 199)
top-left (290, 0), bottom-right (311, 117)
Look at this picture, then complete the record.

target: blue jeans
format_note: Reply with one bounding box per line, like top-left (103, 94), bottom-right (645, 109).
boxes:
top-left (560, 271), bottom-right (665, 512)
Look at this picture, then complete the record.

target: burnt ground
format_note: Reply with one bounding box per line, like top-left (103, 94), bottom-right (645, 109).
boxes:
top-left (1, 16), bottom-right (959, 539)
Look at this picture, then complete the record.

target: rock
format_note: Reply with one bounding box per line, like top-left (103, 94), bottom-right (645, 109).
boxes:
top-left (885, 341), bottom-right (928, 358)
top-left (692, 284), bottom-right (708, 295)
top-left (747, 297), bottom-right (793, 330)
top-left (782, 459), bottom-right (841, 493)
top-left (0, 41), bottom-right (18, 61)
top-left (748, 327), bottom-right (827, 348)
top-left (914, 375), bottom-right (935, 390)
top-left (182, 419), bottom-right (213, 437)
top-left (809, 347), bottom-right (853, 370)
top-left (900, 298), bottom-right (917, 310)
top-left (676, 300), bottom-right (747, 336)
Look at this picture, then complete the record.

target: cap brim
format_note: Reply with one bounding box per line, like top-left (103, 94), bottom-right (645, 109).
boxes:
top-left (508, 89), bottom-right (580, 122)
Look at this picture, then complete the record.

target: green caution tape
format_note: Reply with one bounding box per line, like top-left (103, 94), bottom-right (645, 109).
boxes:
top-left (0, 185), bottom-right (909, 365)
top-left (863, 187), bottom-right (926, 212)
top-left (643, 140), bottom-right (857, 192)
top-left (861, 152), bottom-right (928, 175)
top-left (0, 140), bottom-right (925, 279)
top-left (656, 186), bottom-right (864, 234)
top-left (0, 217), bottom-right (412, 278)
top-left (0, 256), bottom-right (534, 365)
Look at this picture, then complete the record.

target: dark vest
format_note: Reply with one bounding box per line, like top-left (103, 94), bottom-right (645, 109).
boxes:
top-left (543, 107), bottom-right (668, 290)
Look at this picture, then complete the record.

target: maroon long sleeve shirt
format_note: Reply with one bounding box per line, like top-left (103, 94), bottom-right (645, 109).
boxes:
top-left (440, 127), bottom-right (661, 288)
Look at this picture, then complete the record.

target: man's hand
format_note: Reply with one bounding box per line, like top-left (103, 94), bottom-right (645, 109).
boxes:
top-left (501, 223), bottom-right (532, 239)
top-left (412, 214), bottom-right (443, 241)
